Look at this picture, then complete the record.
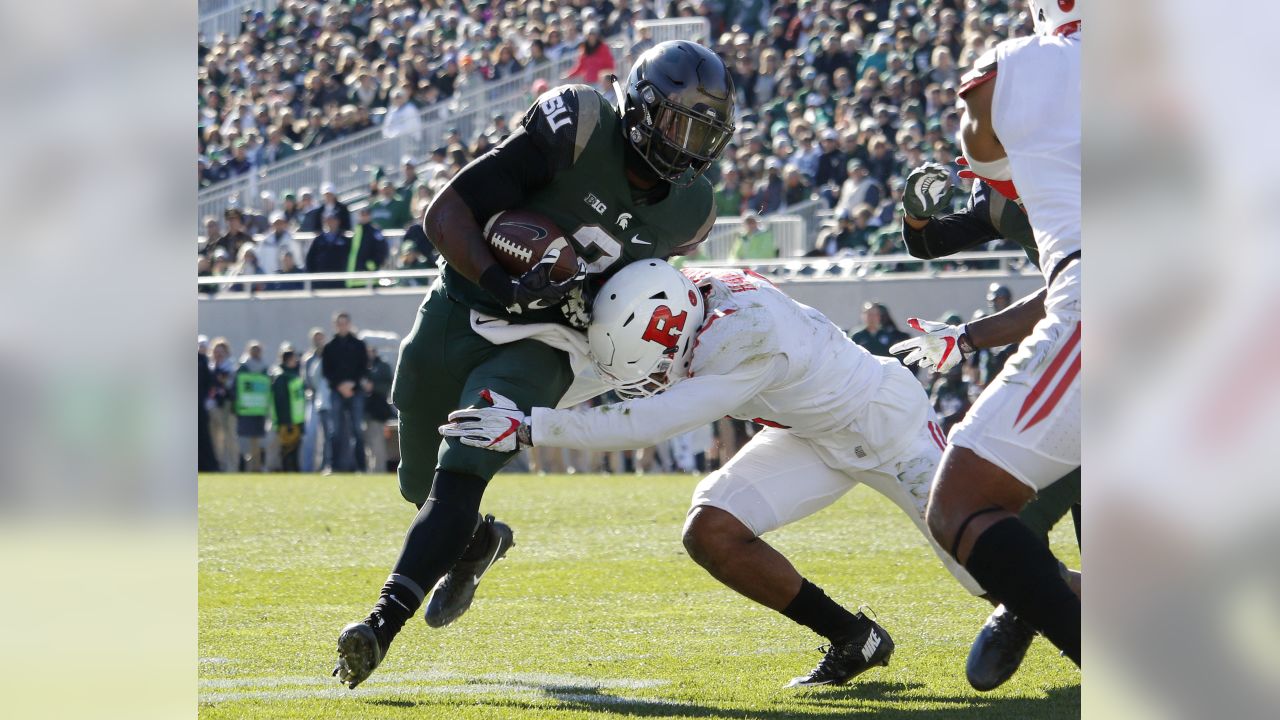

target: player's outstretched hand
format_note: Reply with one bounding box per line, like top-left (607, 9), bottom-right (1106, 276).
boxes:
top-left (902, 162), bottom-right (954, 220)
top-left (440, 389), bottom-right (532, 452)
top-left (889, 318), bottom-right (969, 373)
top-left (507, 250), bottom-right (588, 314)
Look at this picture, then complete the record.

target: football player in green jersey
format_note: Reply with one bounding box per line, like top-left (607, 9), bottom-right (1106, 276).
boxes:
top-left (333, 41), bottom-right (736, 689)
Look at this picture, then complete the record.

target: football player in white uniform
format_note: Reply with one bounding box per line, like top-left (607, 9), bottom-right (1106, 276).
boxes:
top-left (442, 260), bottom-right (987, 687)
top-left (905, 0), bottom-right (1082, 669)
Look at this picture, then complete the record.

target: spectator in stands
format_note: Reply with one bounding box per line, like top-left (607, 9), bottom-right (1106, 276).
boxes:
top-left (322, 313), bottom-right (368, 473)
top-left (838, 160), bottom-right (882, 213)
top-left (243, 191), bottom-right (275, 235)
top-left (301, 328), bottom-right (331, 474)
top-left (202, 216), bottom-right (221, 253)
top-left (260, 126), bottom-right (297, 165)
top-left (271, 345), bottom-right (306, 473)
top-left (782, 165), bottom-right (812, 207)
top-left (228, 243), bottom-right (265, 292)
top-left (345, 208), bottom-right (389, 287)
top-left (301, 182), bottom-right (351, 233)
top-left (398, 157), bottom-right (420, 196)
top-left (813, 127), bottom-right (847, 199)
top-left (396, 240), bottom-right (436, 285)
top-left (729, 214), bottom-right (777, 261)
top-left (233, 341), bottom-right (271, 472)
top-left (368, 180), bottom-right (410, 230)
top-left (381, 87), bottom-right (423, 141)
top-left (750, 157), bottom-right (785, 214)
top-left (814, 207), bottom-right (869, 256)
top-left (850, 302), bottom-right (909, 358)
top-left (491, 42), bottom-right (524, 80)
top-left (270, 251), bottom-right (307, 291)
top-left (258, 212), bottom-right (302, 275)
top-left (281, 192), bottom-right (302, 225)
top-left (714, 164), bottom-right (745, 217)
top-left (211, 208), bottom-right (254, 259)
top-left (362, 343), bottom-right (395, 473)
top-left (564, 22), bottom-right (615, 86)
top-left (306, 214), bottom-right (353, 289)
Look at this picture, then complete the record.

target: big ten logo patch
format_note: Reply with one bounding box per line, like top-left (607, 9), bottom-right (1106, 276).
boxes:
top-left (540, 94), bottom-right (574, 132)
top-left (584, 193), bottom-right (607, 215)
top-left (641, 306), bottom-right (688, 349)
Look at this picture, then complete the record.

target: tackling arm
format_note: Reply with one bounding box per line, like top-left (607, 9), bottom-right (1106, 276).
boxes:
top-left (530, 355), bottom-right (785, 450)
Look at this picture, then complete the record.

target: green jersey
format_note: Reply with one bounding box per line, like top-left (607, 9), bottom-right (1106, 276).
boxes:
top-left (442, 84), bottom-right (717, 325)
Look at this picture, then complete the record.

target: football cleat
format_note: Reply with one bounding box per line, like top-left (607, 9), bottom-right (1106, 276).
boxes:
top-left (332, 617), bottom-right (387, 689)
top-left (786, 614), bottom-right (894, 688)
top-left (424, 515), bottom-right (514, 628)
top-left (966, 604), bottom-right (1037, 691)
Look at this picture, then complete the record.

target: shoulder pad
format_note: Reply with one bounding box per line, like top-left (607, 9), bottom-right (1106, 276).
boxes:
top-left (958, 49), bottom-right (998, 97)
top-left (520, 84), bottom-right (606, 171)
top-left (689, 305), bottom-right (778, 378)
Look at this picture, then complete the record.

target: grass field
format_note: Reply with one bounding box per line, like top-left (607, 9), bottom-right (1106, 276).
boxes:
top-left (199, 472), bottom-right (1079, 719)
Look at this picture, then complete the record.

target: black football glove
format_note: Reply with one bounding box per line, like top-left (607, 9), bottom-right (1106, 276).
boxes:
top-left (505, 245), bottom-right (587, 315)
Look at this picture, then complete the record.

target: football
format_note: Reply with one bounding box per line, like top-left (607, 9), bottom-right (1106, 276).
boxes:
top-left (483, 209), bottom-right (579, 282)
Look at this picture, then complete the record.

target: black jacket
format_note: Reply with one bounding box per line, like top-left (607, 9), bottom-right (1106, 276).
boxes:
top-left (305, 231), bottom-right (352, 289)
top-left (301, 201), bottom-right (352, 233)
top-left (322, 333), bottom-right (368, 388)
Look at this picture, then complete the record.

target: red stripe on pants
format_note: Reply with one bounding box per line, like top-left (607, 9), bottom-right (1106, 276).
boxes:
top-left (1014, 322), bottom-right (1082, 426)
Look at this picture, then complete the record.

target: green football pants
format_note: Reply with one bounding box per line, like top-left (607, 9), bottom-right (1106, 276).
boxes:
top-left (391, 283), bottom-right (575, 505)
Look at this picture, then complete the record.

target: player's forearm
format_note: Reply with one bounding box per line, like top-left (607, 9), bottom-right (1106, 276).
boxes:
top-left (966, 287), bottom-right (1046, 349)
top-left (530, 398), bottom-right (724, 451)
top-left (422, 187), bottom-right (500, 286)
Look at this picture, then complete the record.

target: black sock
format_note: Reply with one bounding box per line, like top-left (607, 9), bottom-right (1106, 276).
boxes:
top-left (1071, 503), bottom-right (1081, 548)
top-left (781, 579), bottom-right (869, 644)
top-left (965, 517), bottom-right (1080, 665)
top-left (379, 469), bottom-right (488, 614)
top-left (369, 573), bottom-right (426, 652)
top-left (458, 514), bottom-right (494, 561)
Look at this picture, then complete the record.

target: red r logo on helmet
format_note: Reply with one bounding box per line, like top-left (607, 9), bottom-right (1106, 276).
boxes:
top-left (1058, 0), bottom-right (1075, 10)
top-left (641, 306), bottom-right (688, 349)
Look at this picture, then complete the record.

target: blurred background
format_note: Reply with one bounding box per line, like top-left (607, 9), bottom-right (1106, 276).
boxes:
top-left (0, 0), bottom-right (1276, 717)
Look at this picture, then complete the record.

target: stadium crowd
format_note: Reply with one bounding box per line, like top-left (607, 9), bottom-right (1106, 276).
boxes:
top-left (198, 278), bottom-right (1015, 473)
top-left (197, 0), bottom-right (1034, 285)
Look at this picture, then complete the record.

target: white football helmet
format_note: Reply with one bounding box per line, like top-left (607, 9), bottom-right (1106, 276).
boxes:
top-left (588, 260), bottom-right (706, 399)
top-left (1029, 0), bottom-right (1080, 36)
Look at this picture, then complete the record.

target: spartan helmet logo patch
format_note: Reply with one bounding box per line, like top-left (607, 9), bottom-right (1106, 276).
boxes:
top-left (630, 126), bottom-right (643, 143)
top-left (616, 213), bottom-right (632, 229)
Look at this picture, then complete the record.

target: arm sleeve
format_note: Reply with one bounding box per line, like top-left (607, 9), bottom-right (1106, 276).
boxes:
top-left (530, 355), bottom-right (785, 450)
top-left (901, 187), bottom-right (1000, 259)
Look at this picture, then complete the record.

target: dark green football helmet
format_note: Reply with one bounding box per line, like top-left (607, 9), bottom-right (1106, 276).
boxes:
top-left (618, 41), bottom-right (736, 186)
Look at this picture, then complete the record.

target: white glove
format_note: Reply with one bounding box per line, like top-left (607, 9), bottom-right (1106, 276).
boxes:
top-left (889, 318), bottom-right (970, 373)
top-left (439, 389), bottom-right (532, 452)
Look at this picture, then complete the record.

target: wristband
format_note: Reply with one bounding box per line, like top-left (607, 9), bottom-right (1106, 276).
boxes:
top-left (957, 324), bottom-right (975, 355)
top-left (478, 264), bottom-right (515, 305)
top-left (517, 421), bottom-right (533, 447)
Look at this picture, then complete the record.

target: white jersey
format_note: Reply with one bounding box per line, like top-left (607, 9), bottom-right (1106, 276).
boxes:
top-left (531, 269), bottom-right (927, 471)
top-left (991, 32), bottom-right (1081, 282)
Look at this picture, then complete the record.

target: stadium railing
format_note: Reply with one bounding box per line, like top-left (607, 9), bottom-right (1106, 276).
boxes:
top-left (196, 18), bottom-right (712, 232)
top-left (197, 250), bottom-right (1036, 296)
top-left (199, 0), bottom-right (278, 40)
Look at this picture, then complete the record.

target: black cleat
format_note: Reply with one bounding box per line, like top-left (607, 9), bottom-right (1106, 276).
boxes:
top-left (424, 515), bottom-right (514, 628)
top-left (332, 616), bottom-right (390, 689)
top-left (786, 615), bottom-right (894, 688)
top-left (966, 604), bottom-right (1037, 691)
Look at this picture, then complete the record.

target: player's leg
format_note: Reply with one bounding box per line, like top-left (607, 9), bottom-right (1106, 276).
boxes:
top-left (967, 467), bottom-right (1081, 690)
top-left (682, 429), bottom-right (891, 686)
top-left (927, 313), bottom-right (1082, 666)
